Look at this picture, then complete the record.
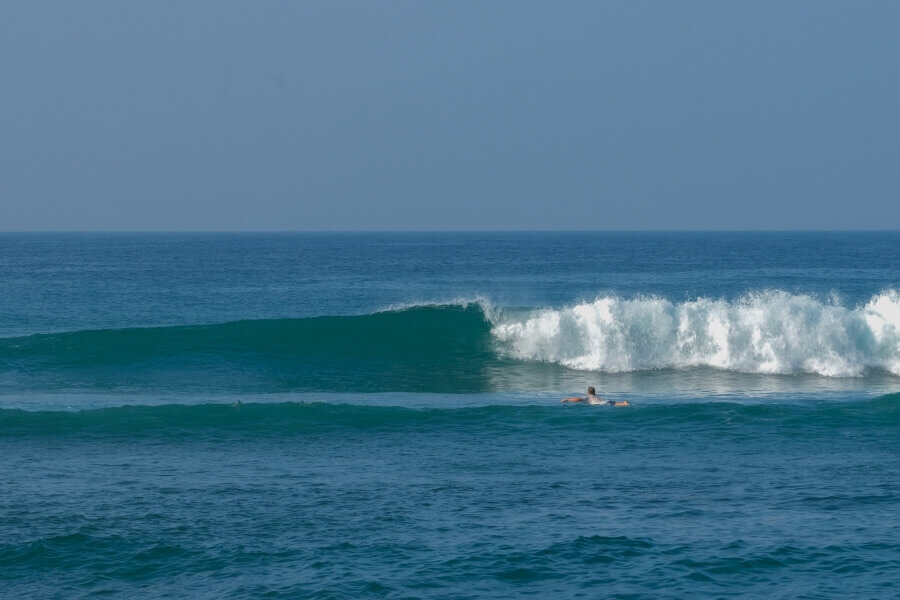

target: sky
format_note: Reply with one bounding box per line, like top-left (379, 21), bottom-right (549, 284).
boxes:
top-left (1, 1), bottom-right (898, 231)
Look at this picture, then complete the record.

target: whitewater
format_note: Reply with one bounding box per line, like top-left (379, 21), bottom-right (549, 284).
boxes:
top-left (489, 290), bottom-right (900, 377)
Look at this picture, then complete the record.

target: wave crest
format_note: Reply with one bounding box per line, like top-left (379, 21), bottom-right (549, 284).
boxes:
top-left (490, 291), bottom-right (900, 377)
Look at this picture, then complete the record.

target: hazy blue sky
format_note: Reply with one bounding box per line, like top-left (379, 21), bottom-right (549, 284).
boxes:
top-left (2, 2), bottom-right (898, 230)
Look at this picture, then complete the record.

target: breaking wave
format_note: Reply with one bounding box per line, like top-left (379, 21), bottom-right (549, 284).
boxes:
top-left (491, 290), bottom-right (900, 377)
top-left (0, 291), bottom-right (898, 395)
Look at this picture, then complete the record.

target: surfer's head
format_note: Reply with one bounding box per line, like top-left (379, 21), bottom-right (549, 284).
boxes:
top-left (587, 387), bottom-right (595, 395)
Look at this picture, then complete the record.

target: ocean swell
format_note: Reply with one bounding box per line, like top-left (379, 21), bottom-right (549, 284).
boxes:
top-left (1, 394), bottom-right (896, 437)
top-left (1, 292), bottom-right (898, 395)
top-left (490, 290), bottom-right (900, 377)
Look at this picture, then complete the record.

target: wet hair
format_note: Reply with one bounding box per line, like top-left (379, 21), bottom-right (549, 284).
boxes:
top-left (587, 387), bottom-right (595, 395)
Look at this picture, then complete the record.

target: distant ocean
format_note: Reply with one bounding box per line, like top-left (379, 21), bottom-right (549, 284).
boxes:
top-left (2, 232), bottom-right (898, 599)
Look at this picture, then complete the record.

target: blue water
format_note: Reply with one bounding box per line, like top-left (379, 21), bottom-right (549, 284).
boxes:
top-left (1, 232), bottom-right (898, 598)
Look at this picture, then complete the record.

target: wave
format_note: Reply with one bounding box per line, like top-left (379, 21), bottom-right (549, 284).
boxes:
top-left (0, 304), bottom-right (496, 393)
top-left (491, 290), bottom-right (900, 377)
top-left (0, 292), bottom-right (898, 394)
top-left (1, 394), bottom-right (896, 437)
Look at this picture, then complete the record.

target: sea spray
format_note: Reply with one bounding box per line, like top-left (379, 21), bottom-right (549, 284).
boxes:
top-left (491, 290), bottom-right (900, 377)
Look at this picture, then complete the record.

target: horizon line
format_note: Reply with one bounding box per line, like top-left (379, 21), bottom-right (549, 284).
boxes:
top-left (2, 228), bottom-right (899, 234)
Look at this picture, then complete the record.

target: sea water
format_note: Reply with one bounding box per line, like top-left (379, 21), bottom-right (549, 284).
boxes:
top-left (1, 232), bottom-right (898, 598)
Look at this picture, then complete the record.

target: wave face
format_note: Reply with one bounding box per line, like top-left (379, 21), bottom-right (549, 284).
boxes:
top-left (492, 291), bottom-right (900, 377)
top-left (1, 292), bottom-right (899, 395)
top-left (0, 305), bottom-right (496, 393)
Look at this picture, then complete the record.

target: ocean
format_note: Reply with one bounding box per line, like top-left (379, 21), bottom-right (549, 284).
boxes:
top-left (1, 232), bottom-right (898, 599)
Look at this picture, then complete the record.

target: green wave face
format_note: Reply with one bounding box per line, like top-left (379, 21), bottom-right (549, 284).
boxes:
top-left (0, 305), bottom-right (501, 394)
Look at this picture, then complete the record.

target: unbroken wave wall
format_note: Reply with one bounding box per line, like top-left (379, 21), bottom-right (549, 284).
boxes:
top-left (0, 305), bottom-right (495, 393)
top-left (491, 291), bottom-right (900, 377)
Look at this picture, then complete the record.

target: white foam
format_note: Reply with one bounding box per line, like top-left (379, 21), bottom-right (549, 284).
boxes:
top-left (490, 290), bottom-right (900, 377)
top-left (377, 296), bottom-right (496, 316)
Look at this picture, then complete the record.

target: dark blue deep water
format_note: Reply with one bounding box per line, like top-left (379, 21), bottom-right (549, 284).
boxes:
top-left (1, 232), bottom-right (898, 599)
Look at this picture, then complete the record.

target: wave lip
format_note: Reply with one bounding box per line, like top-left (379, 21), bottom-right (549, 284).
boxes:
top-left (490, 290), bottom-right (900, 377)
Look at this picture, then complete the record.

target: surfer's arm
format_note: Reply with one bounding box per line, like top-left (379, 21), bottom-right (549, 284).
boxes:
top-left (561, 396), bottom-right (584, 403)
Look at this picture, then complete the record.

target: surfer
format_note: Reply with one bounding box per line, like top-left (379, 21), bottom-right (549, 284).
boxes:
top-left (561, 386), bottom-right (604, 405)
top-left (561, 387), bottom-right (629, 406)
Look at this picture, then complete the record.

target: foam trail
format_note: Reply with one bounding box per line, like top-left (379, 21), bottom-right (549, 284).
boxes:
top-left (490, 291), bottom-right (900, 377)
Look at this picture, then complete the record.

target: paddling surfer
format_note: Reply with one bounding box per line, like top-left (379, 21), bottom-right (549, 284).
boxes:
top-left (561, 386), bottom-right (629, 406)
top-left (561, 386), bottom-right (604, 405)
